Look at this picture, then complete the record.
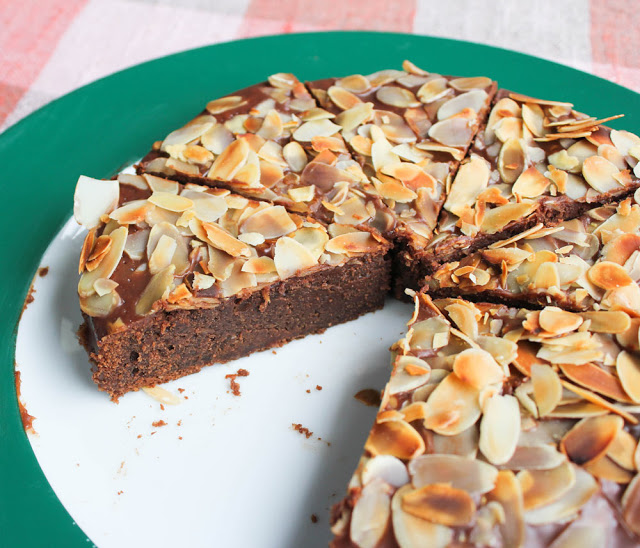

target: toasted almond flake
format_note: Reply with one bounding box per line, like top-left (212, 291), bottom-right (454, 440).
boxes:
top-left (78, 227), bottom-right (128, 298)
top-left (192, 272), bottom-right (215, 291)
top-left (494, 117), bottom-right (523, 142)
top-left (623, 473), bottom-right (640, 535)
top-left (148, 234), bottom-right (177, 275)
top-left (588, 261), bottom-right (633, 290)
top-left (376, 86), bottom-right (420, 108)
top-left (617, 351), bottom-right (640, 403)
top-left (206, 95), bottom-right (246, 114)
top-left (481, 202), bottom-right (538, 235)
top-left (240, 205), bottom-right (297, 239)
top-left (518, 462), bottom-right (576, 511)
top-left (437, 89), bottom-right (488, 120)
top-left (486, 471), bottom-right (525, 548)
top-left (512, 166), bottom-right (550, 198)
top-left (142, 386), bottom-right (181, 405)
top-left (582, 155), bottom-right (622, 193)
top-left (584, 455), bottom-right (633, 483)
top-left (349, 479), bottom-right (392, 548)
top-left (273, 236), bottom-right (317, 279)
top-left (524, 465), bottom-right (597, 525)
top-left (200, 124), bottom-right (234, 155)
top-left (409, 454), bottom-right (498, 495)
top-left (292, 119), bottom-right (342, 142)
top-left (78, 229), bottom-right (96, 273)
top-left (561, 380), bottom-right (638, 423)
top-left (521, 103), bottom-right (545, 137)
top-left (282, 141), bottom-right (308, 173)
top-left (391, 485), bottom-right (454, 548)
top-left (336, 102), bottom-right (374, 132)
top-left (497, 138), bottom-right (526, 183)
top-left (218, 260), bottom-right (257, 297)
top-left (93, 278), bottom-right (118, 297)
top-left (452, 348), bottom-right (504, 390)
top-left (336, 74), bottom-right (371, 93)
top-left (200, 221), bottom-right (250, 258)
top-left (607, 429), bottom-right (638, 471)
top-left (161, 121), bottom-right (214, 149)
top-left (148, 192), bottom-right (193, 213)
top-left (449, 76), bottom-right (493, 91)
top-left (539, 307), bottom-right (583, 335)
top-left (364, 418), bottom-right (425, 460)
top-left (423, 373), bottom-right (482, 436)
top-left (417, 77), bottom-right (451, 103)
top-left (531, 364), bottom-right (562, 416)
top-left (290, 227), bottom-right (330, 261)
top-left (402, 484), bottom-right (475, 527)
top-left (361, 455), bottom-right (409, 488)
top-left (560, 414), bottom-right (623, 465)
top-left (581, 310), bottom-right (631, 334)
top-left (549, 524), bottom-right (607, 548)
top-left (325, 231), bottom-right (380, 255)
top-left (74, 176), bottom-right (120, 229)
top-left (561, 361), bottom-right (630, 402)
top-left (208, 138), bottom-right (250, 182)
top-left (327, 85), bottom-right (362, 110)
top-left (479, 394), bottom-right (520, 465)
top-left (500, 445), bottom-right (567, 471)
top-left (428, 117), bottom-right (474, 148)
top-left (135, 264), bottom-right (175, 316)
top-left (443, 156), bottom-right (490, 216)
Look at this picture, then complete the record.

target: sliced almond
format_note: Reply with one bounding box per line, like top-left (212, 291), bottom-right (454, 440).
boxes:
top-left (623, 473), bottom-right (640, 536)
top-left (518, 461), bottom-right (576, 510)
top-left (391, 485), bottom-right (454, 548)
top-left (409, 454), bottom-right (498, 495)
top-left (292, 119), bottom-right (341, 142)
top-left (452, 348), bottom-right (504, 390)
top-left (78, 227), bottom-right (127, 298)
top-left (479, 394), bottom-right (520, 465)
top-left (273, 236), bottom-right (317, 279)
top-left (524, 466), bottom-right (597, 525)
top-left (560, 363), bottom-right (631, 403)
top-left (486, 471), bottom-right (525, 548)
top-left (376, 86), bottom-right (420, 108)
top-left (582, 155), bottom-right (622, 193)
top-left (443, 156), bottom-right (490, 216)
top-left (327, 86), bottom-right (362, 110)
top-left (364, 419), bottom-right (425, 460)
top-left (428, 117), bottom-right (474, 148)
top-left (449, 76), bottom-right (493, 91)
top-left (512, 166), bottom-right (550, 198)
top-left (548, 524), bottom-right (606, 548)
top-left (282, 141), bottom-right (308, 172)
top-left (423, 373), bottom-right (481, 436)
top-left (240, 205), bottom-right (297, 239)
top-left (135, 264), bottom-right (175, 316)
top-left (497, 138), bottom-right (526, 183)
top-left (361, 455), bottom-right (409, 488)
top-left (401, 484), bottom-right (475, 527)
top-left (148, 192), bottom-right (193, 212)
top-left (206, 95), bottom-right (246, 114)
top-left (617, 351), bottom-right (640, 403)
top-left (481, 202), bottom-right (537, 235)
top-left (437, 89), bottom-right (488, 120)
top-left (417, 77), bottom-right (450, 103)
top-left (208, 138), bottom-right (250, 181)
top-left (560, 414), bottom-right (623, 465)
top-left (74, 176), bottom-right (120, 229)
top-left (538, 307), bottom-right (583, 335)
top-left (588, 261), bottom-right (633, 290)
top-left (349, 479), bottom-right (392, 548)
top-left (531, 364), bottom-right (562, 416)
top-left (500, 445), bottom-right (567, 471)
top-left (201, 221), bottom-right (251, 258)
top-left (325, 231), bottom-right (381, 256)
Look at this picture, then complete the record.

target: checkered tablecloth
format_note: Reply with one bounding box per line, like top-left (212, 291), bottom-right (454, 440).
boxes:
top-left (1, 0), bottom-right (638, 133)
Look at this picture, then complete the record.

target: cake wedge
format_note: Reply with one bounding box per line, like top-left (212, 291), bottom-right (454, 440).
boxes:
top-left (395, 90), bottom-right (640, 295)
top-left (425, 189), bottom-right (640, 315)
top-left (331, 293), bottom-right (640, 547)
top-left (74, 173), bottom-right (391, 400)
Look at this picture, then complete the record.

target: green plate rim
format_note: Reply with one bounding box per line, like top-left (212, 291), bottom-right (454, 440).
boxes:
top-left (2, 30), bottom-right (639, 546)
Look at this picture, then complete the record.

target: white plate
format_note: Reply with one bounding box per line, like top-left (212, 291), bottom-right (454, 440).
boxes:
top-left (15, 216), bottom-right (412, 547)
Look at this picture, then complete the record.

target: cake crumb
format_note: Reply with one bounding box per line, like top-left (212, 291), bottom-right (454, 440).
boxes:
top-left (354, 388), bottom-right (381, 407)
top-left (152, 420), bottom-right (167, 428)
top-left (178, 436), bottom-right (183, 440)
top-left (292, 423), bottom-right (313, 439)
top-left (177, 420), bottom-right (182, 427)
top-left (226, 369), bottom-right (250, 396)
top-left (14, 370), bottom-right (36, 434)
top-left (306, 389), bottom-right (310, 393)
top-left (316, 385), bottom-right (322, 391)
top-left (117, 490), bottom-right (124, 496)
top-left (137, 434), bottom-right (142, 439)
top-left (178, 388), bottom-right (185, 393)
top-left (272, 350), bottom-right (276, 355)
top-left (160, 404), bottom-right (165, 411)
top-left (38, 266), bottom-right (49, 277)
top-left (310, 514), bottom-right (318, 524)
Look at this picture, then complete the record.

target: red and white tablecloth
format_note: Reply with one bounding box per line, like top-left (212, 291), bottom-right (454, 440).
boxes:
top-left (1, 0), bottom-right (638, 133)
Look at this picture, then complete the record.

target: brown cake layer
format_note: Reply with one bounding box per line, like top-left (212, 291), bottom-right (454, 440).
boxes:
top-left (84, 250), bottom-right (390, 400)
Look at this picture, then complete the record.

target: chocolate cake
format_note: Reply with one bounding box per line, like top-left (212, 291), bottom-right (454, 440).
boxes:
top-left (425, 189), bottom-right (640, 313)
top-left (330, 294), bottom-right (640, 547)
top-left (394, 90), bottom-right (640, 297)
top-left (72, 60), bottom-right (640, 546)
top-left (74, 173), bottom-right (390, 399)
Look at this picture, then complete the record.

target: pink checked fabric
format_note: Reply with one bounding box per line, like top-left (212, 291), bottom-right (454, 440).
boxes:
top-left (1, 0), bottom-right (638, 133)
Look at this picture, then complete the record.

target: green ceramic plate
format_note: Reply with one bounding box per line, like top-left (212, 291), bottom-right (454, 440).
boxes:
top-left (2, 31), bottom-right (639, 546)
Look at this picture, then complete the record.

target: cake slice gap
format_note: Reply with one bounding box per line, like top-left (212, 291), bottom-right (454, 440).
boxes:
top-left (74, 173), bottom-right (391, 400)
top-left (330, 293), bottom-right (640, 547)
top-left (396, 89), bottom-right (640, 296)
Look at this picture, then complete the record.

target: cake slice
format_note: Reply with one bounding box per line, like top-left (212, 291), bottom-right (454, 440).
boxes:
top-left (74, 173), bottom-right (391, 400)
top-left (331, 293), bottom-right (640, 547)
top-left (307, 60), bottom-right (497, 244)
top-left (425, 190), bottom-right (640, 315)
top-left (137, 73), bottom-right (382, 227)
top-left (396, 90), bottom-right (640, 295)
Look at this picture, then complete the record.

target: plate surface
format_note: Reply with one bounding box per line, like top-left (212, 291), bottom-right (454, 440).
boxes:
top-left (2, 31), bottom-right (640, 547)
